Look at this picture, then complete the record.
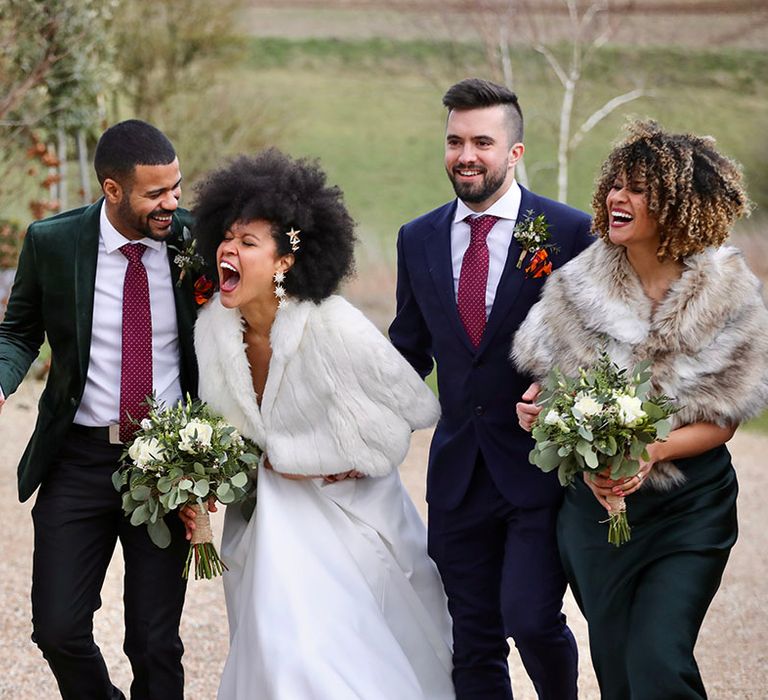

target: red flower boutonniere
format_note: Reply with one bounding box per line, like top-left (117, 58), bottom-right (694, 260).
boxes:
top-left (193, 275), bottom-right (214, 306)
top-left (513, 210), bottom-right (559, 278)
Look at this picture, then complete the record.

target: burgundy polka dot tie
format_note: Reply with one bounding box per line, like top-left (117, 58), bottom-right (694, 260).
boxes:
top-left (457, 215), bottom-right (499, 348)
top-left (119, 243), bottom-right (153, 442)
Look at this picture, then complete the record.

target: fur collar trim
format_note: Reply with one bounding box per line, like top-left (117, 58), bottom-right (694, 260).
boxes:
top-left (512, 240), bottom-right (768, 489)
top-left (195, 294), bottom-right (440, 477)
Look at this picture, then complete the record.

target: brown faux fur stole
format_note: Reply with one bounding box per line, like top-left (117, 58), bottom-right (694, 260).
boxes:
top-left (512, 240), bottom-right (768, 489)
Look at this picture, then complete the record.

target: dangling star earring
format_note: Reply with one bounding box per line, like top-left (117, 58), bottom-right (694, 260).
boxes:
top-left (273, 270), bottom-right (288, 308)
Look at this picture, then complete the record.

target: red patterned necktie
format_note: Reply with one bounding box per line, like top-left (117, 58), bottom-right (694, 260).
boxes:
top-left (457, 215), bottom-right (499, 347)
top-left (119, 243), bottom-right (153, 442)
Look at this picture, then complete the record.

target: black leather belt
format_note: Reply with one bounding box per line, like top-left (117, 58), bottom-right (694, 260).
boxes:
top-left (70, 423), bottom-right (123, 445)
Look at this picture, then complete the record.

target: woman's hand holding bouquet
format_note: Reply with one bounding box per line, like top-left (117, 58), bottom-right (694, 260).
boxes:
top-left (527, 352), bottom-right (675, 546)
top-left (113, 395), bottom-right (261, 579)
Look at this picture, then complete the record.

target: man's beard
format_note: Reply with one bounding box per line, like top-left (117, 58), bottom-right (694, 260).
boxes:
top-left (447, 164), bottom-right (507, 204)
top-left (117, 199), bottom-right (173, 241)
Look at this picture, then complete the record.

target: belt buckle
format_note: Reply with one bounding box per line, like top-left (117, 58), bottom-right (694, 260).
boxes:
top-left (108, 424), bottom-right (122, 445)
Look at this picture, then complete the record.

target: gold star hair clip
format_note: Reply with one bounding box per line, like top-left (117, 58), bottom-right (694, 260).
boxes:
top-left (286, 227), bottom-right (301, 252)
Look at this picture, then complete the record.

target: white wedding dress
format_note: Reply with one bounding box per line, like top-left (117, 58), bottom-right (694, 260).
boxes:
top-left (217, 464), bottom-right (455, 699)
top-left (195, 295), bottom-right (455, 699)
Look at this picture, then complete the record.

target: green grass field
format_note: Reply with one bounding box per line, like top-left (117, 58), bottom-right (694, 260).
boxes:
top-left (6, 36), bottom-right (767, 247)
top-left (219, 37), bottom-right (768, 247)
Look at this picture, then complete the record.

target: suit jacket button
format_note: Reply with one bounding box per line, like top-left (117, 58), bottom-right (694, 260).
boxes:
top-left (472, 358), bottom-right (482, 368)
top-left (474, 405), bottom-right (484, 416)
top-left (70, 397), bottom-right (78, 407)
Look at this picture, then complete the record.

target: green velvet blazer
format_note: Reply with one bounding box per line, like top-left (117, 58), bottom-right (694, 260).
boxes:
top-left (0, 199), bottom-right (199, 501)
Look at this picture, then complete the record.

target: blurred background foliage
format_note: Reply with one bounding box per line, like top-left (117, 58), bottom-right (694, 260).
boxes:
top-left (2, 0), bottom-right (767, 424)
top-left (1, 0), bottom-right (767, 313)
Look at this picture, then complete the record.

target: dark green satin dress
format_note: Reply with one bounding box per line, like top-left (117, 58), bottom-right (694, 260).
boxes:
top-left (558, 445), bottom-right (738, 700)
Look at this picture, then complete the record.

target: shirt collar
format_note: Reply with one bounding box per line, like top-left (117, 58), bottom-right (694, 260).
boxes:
top-left (453, 180), bottom-right (522, 224)
top-left (99, 200), bottom-right (166, 254)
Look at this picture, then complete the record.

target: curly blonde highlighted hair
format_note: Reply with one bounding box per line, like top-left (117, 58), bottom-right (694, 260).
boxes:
top-left (592, 120), bottom-right (750, 260)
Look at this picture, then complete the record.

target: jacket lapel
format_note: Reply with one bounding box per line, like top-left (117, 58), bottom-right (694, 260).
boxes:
top-left (476, 186), bottom-right (536, 355)
top-left (73, 200), bottom-right (103, 385)
top-left (166, 217), bottom-right (198, 394)
top-left (425, 202), bottom-right (476, 354)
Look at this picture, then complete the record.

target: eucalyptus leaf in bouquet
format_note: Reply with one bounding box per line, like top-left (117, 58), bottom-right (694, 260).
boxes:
top-left (530, 352), bottom-right (676, 546)
top-left (113, 394), bottom-right (261, 579)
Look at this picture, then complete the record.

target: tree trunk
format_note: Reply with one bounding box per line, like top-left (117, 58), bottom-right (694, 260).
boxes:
top-left (557, 77), bottom-right (576, 203)
top-left (498, 26), bottom-right (529, 189)
top-left (57, 128), bottom-right (68, 210)
top-left (77, 129), bottom-right (92, 203)
top-left (47, 141), bottom-right (59, 207)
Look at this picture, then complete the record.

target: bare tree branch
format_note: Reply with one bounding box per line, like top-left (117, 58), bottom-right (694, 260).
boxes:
top-left (569, 88), bottom-right (646, 151)
top-left (535, 44), bottom-right (570, 88)
top-left (580, 0), bottom-right (607, 33)
top-left (0, 48), bottom-right (61, 121)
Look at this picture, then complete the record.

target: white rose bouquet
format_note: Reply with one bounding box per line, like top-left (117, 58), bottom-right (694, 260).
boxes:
top-left (112, 395), bottom-right (261, 579)
top-left (530, 352), bottom-right (675, 546)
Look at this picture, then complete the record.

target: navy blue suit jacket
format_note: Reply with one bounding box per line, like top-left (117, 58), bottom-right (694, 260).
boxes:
top-left (389, 186), bottom-right (593, 510)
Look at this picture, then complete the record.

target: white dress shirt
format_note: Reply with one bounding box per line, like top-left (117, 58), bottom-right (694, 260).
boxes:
top-left (451, 181), bottom-right (522, 318)
top-left (73, 203), bottom-right (182, 426)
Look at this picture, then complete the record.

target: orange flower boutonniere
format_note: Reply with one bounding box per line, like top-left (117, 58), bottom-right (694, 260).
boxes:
top-left (524, 249), bottom-right (553, 279)
top-left (513, 210), bottom-right (559, 279)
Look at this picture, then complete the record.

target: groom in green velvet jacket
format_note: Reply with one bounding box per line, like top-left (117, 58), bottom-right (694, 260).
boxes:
top-left (0, 120), bottom-right (198, 699)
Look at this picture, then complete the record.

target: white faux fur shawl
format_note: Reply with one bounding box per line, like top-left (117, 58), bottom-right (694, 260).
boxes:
top-left (194, 294), bottom-right (440, 477)
top-left (512, 240), bottom-right (768, 487)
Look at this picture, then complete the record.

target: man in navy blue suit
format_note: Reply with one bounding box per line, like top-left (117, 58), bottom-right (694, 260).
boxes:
top-left (389, 78), bottom-right (594, 699)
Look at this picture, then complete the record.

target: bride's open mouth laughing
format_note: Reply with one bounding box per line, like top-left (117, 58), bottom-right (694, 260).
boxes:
top-left (220, 260), bottom-right (240, 293)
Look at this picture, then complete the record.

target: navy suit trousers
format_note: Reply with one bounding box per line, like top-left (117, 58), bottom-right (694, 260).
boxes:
top-left (428, 455), bottom-right (578, 700)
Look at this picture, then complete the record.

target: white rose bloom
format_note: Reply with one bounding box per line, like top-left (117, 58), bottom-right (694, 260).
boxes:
top-left (572, 395), bottom-right (603, 418)
top-left (544, 410), bottom-right (561, 425)
top-left (616, 394), bottom-right (646, 426)
top-left (128, 437), bottom-right (167, 470)
top-left (178, 420), bottom-right (214, 452)
top-left (140, 418), bottom-right (153, 431)
top-left (127, 438), bottom-right (144, 464)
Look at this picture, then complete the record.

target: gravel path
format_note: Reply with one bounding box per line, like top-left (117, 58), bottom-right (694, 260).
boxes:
top-left (1, 379), bottom-right (766, 699)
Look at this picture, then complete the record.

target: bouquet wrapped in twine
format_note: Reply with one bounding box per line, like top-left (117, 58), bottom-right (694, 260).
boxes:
top-left (529, 352), bottom-right (676, 546)
top-left (113, 395), bottom-right (261, 578)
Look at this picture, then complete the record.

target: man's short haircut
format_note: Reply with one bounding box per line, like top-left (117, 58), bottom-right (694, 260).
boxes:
top-left (442, 78), bottom-right (524, 144)
top-left (94, 119), bottom-right (177, 185)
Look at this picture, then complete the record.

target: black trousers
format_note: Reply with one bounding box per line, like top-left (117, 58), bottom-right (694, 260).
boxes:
top-left (30, 430), bottom-right (188, 700)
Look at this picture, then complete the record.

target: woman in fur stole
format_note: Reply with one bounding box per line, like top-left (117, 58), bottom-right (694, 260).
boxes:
top-left (180, 150), bottom-right (454, 699)
top-left (511, 121), bottom-right (768, 699)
